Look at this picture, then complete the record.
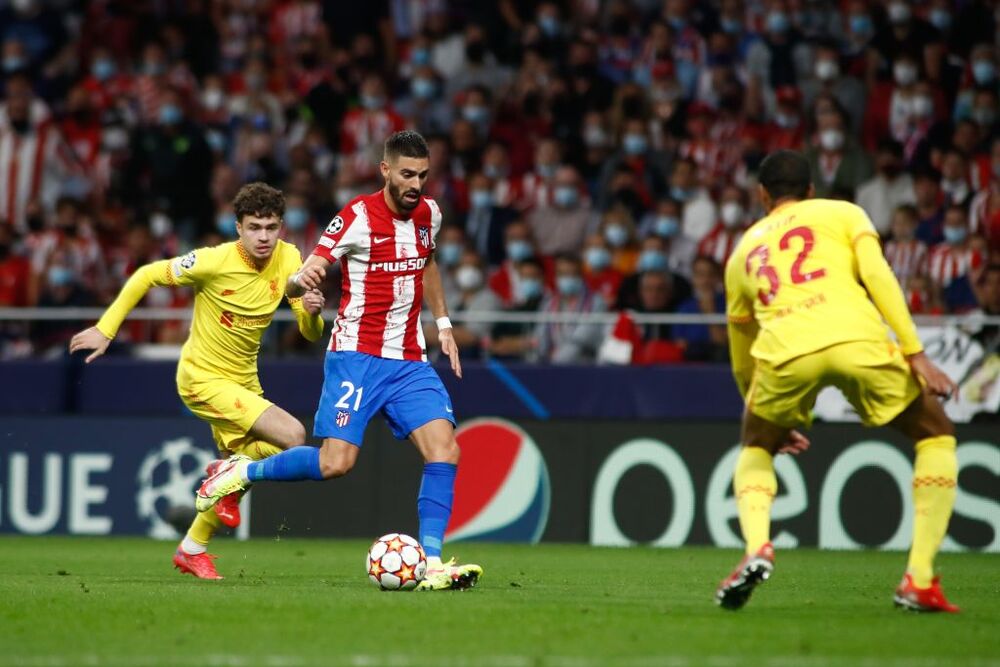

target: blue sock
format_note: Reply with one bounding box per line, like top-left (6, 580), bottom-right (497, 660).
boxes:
top-left (246, 446), bottom-right (324, 482)
top-left (417, 462), bottom-right (456, 558)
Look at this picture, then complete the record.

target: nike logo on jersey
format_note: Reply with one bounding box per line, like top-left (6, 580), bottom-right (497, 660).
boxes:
top-left (445, 406), bottom-right (453, 413)
top-left (373, 236), bottom-right (392, 244)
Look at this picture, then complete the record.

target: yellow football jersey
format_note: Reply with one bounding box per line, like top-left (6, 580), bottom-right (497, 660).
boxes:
top-left (98, 240), bottom-right (319, 384)
top-left (725, 199), bottom-right (892, 365)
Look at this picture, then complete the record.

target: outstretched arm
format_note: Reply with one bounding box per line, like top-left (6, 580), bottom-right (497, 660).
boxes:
top-left (69, 260), bottom-right (173, 362)
top-left (855, 235), bottom-right (957, 398)
top-left (423, 255), bottom-right (462, 379)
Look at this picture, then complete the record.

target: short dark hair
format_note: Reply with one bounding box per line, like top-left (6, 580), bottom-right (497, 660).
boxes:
top-left (232, 182), bottom-right (285, 222)
top-left (384, 130), bottom-right (430, 162)
top-left (758, 150), bottom-right (812, 201)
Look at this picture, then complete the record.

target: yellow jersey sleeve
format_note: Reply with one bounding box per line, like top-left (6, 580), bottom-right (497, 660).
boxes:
top-left (724, 251), bottom-right (754, 324)
top-left (855, 235), bottom-right (923, 355)
top-left (95, 246), bottom-right (224, 339)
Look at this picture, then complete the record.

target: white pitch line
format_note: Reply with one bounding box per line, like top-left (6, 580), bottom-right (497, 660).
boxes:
top-left (2, 656), bottom-right (998, 667)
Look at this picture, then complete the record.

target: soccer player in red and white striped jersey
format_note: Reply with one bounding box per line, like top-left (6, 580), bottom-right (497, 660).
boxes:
top-left (196, 131), bottom-right (482, 591)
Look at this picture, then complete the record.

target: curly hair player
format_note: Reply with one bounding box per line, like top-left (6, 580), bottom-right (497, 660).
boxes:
top-left (196, 131), bottom-right (482, 590)
top-left (70, 183), bottom-right (325, 579)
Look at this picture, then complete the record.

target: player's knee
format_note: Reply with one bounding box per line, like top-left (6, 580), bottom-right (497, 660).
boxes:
top-left (287, 421), bottom-right (307, 446)
top-left (426, 438), bottom-right (460, 465)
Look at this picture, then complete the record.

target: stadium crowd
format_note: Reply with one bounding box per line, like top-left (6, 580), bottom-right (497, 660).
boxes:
top-left (0, 0), bottom-right (998, 364)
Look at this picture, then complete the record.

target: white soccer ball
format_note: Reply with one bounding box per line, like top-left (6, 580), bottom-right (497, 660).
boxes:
top-left (366, 533), bottom-right (427, 591)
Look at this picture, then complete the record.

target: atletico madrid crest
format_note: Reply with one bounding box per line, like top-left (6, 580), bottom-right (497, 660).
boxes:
top-left (419, 227), bottom-right (430, 248)
top-left (336, 410), bottom-right (350, 427)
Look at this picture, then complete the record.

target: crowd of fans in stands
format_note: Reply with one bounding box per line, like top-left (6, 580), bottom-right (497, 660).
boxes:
top-left (0, 0), bottom-right (998, 364)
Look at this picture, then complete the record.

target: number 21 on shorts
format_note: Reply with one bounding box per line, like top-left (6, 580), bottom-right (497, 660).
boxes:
top-left (746, 226), bottom-right (827, 305)
top-left (336, 381), bottom-right (364, 411)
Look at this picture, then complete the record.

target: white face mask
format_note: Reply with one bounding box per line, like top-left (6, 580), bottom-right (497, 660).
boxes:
top-left (910, 95), bottom-right (934, 118)
top-left (815, 60), bottom-right (839, 81)
top-left (720, 202), bottom-right (744, 228)
top-left (894, 62), bottom-right (918, 87)
top-left (455, 265), bottom-right (483, 291)
top-left (819, 128), bottom-right (845, 151)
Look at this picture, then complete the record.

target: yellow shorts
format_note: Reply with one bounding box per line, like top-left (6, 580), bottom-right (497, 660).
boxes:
top-left (748, 339), bottom-right (922, 429)
top-left (177, 367), bottom-right (279, 459)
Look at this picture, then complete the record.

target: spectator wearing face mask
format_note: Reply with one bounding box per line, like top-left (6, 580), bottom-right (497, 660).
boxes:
top-left (763, 86), bottom-right (806, 153)
top-left (639, 197), bottom-right (697, 279)
top-left (34, 250), bottom-right (97, 353)
top-left (533, 254), bottom-right (607, 364)
top-left (581, 234), bottom-right (624, 305)
top-left (666, 157), bottom-right (717, 244)
top-left (698, 185), bottom-right (748, 266)
top-left (80, 46), bottom-right (134, 115)
top-left (673, 255), bottom-right (727, 362)
top-left (597, 118), bottom-right (672, 212)
top-left (927, 204), bottom-right (984, 311)
top-left (487, 221), bottom-right (554, 307)
top-left (598, 207), bottom-right (640, 275)
top-left (953, 44), bottom-right (997, 121)
top-left (966, 88), bottom-right (999, 159)
top-left (969, 138), bottom-right (1000, 253)
top-left (939, 148), bottom-right (974, 208)
top-left (0, 72), bottom-right (84, 231)
top-left (913, 167), bottom-right (946, 244)
top-left (463, 171), bottom-right (518, 267)
top-left (279, 193), bottom-right (321, 260)
top-left (339, 74), bottom-right (405, 181)
top-left (599, 269), bottom-right (684, 365)
top-left (884, 204), bottom-right (928, 285)
top-left (489, 257), bottom-right (548, 361)
top-left (444, 24), bottom-right (512, 98)
top-left (745, 0), bottom-right (810, 93)
top-left (806, 106), bottom-right (873, 199)
top-left (801, 41), bottom-right (867, 133)
top-left (125, 86), bottom-right (213, 237)
top-left (518, 137), bottom-right (562, 211)
top-left (526, 166), bottom-right (595, 256)
top-left (855, 140), bottom-right (916, 235)
top-left (614, 235), bottom-right (692, 312)
top-left (424, 248), bottom-right (500, 361)
top-left (871, 1), bottom-right (945, 86)
top-left (864, 54), bottom-right (936, 153)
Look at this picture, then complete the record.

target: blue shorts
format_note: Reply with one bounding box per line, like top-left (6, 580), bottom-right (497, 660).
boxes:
top-left (314, 351), bottom-right (455, 446)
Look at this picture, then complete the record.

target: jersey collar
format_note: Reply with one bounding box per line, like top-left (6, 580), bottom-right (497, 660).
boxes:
top-left (235, 241), bottom-right (271, 272)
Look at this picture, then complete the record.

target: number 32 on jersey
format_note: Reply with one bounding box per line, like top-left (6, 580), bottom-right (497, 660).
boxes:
top-left (745, 226), bottom-right (827, 305)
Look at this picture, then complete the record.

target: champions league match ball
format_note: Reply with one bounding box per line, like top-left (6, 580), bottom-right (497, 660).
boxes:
top-left (366, 533), bottom-right (427, 591)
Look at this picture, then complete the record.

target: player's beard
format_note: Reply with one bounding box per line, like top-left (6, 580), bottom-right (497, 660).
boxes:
top-left (388, 180), bottom-right (421, 213)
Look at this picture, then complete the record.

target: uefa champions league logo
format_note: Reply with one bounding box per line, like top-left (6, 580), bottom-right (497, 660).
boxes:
top-left (136, 438), bottom-right (214, 538)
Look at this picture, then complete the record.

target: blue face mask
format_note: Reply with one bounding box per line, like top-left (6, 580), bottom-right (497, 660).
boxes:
top-left (943, 226), bottom-right (967, 245)
top-left (144, 61), bottom-right (165, 77)
top-left (463, 105), bottom-right (489, 124)
top-left (411, 48), bottom-right (431, 66)
top-left (216, 212), bottom-right (238, 237)
top-left (3, 56), bottom-right (25, 72)
top-left (437, 242), bottom-right (462, 267)
top-left (470, 189), bottom-right (493, 210)
top-left (766, 11), bottom-right (790, 34)
top-left (928, 8), bottom-right (951, 31)
top-left (556, 275), bottom-right (584, 297)
top-left (637, 250), bottom-right (668, 273)
top-left (849, 14), bottom-right (873, 36)
top-left (411, 77), bottom-right (436, 100)
top-left (517, 277), bottom-right (543, 302)
top-left (284, 207), bottom-right (309, 231)
top-left (92, 58), bottom-right (116, 81)
top-left (361, 95), bottom-right (384, 111)
top-left (553, 186), bottom-right (578, 208)
top-left (623, 133), bottom-right (647, 156)
top-left (47, 266), bottom-right (75, 287)
top-left (483, 163), bottom-right (507, 180)
top-left (584, 246), bottom-right (611, 270)
top-left (654, 216), bottom-right (680, 238)
top-left (670, 186), bottom-right (691, 202)
top-left (506, 239), bottom-right (533, 262)
top-left (972, 61), bottom-right (996, 85)
top-left (537, 163), bottom-right (557, 179)
top-left (159, 104), bottom-right (183, 126)
top-left (539, 15), bottom-right (560, 37)
top-left (720, 17), bottom-right (742, 34)
top-left (205, 129), bottom-right (227, 153)
top-left (604, 224), bottom-right (629, 248)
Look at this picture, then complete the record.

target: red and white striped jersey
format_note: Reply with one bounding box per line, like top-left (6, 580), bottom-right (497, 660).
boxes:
top-left (697, 223), bottom-right (743, 266)
top-left (0, 101), bottom-right (79, 230)
top-left (926, 242), bottom-right (982, 288)
top-left (313, 191), bottom-right (442, 361)
top-left (883, 239), bottom-right (928, 284)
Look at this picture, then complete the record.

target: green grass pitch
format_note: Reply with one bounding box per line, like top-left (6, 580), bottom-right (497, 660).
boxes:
top-left (0, 537), bottom-right (997, 667)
